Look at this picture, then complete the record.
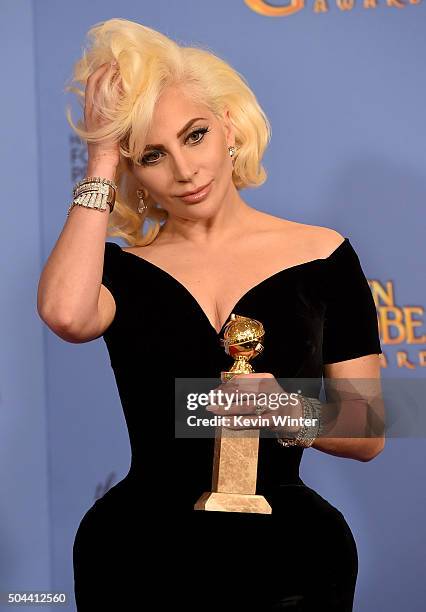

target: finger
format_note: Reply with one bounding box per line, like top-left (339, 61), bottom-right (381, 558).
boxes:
top-left (96, 62), bottom-right (123, 100)
top-left (208, 383), bottom-right (238, 404)
top-left (213, 380), bottom-right (252, 396)
top-left (230, 372), bottom-right (274, 380)
top-left (222, 373), bottom-right (273, 393)
top-left (85, 63), bottom-right (120, 124)
top-left (110, 70), bottom-right (124, 95)
top-left (87, 61), bottom-right (112, 80)
top-left (229, 375), bottom-right (288, 400)
top-left (85, 62), bottom-right (116, 100)
top-left (222, 414), bottom-right (273, 430)
top-left (225, 414), bottom-right (260, 429)
top-left (206, 401), bottom-right (267, 416)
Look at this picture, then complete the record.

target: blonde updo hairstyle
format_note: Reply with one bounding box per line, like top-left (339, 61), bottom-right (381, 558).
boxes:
top-left (65, 18), bottom-right (271, 246)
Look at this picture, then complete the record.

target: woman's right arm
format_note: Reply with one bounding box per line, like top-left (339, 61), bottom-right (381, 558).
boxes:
top-left (37, 62), bottom-right (122, 343)
top-left (37, 161), bottom-right (118, 343)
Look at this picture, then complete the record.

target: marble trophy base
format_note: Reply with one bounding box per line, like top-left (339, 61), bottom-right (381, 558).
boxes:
top-left (194, 426), bottom-right (272, 515)
top-left (194, 491), bottom-right (272, 514)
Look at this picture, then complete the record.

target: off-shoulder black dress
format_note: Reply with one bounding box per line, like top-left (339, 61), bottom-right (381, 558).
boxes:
top-left (73, 236), bottom-right (382, 611)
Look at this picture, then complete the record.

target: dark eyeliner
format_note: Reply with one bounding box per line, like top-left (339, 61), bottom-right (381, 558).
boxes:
top-left (138, 126), bottom-right (210, 166)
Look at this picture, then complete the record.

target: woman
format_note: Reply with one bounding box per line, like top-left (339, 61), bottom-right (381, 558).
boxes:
top-left (38, 18), bottom-right (384, 611)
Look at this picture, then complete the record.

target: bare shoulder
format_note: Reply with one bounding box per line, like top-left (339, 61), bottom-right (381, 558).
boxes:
top-left (297, 222), bottom-right (345, 257)
top-left (276, 219), bottom-right (345, 258)
top-left (254, 210), bottom-right (344, 257)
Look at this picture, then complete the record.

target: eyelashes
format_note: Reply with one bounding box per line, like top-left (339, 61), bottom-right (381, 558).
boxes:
top-left (137, 126), bottom-right (210, 166)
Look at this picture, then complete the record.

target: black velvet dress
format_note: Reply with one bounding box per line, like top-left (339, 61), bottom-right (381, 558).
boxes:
top-left (73, 236), bottom-right (382, 611)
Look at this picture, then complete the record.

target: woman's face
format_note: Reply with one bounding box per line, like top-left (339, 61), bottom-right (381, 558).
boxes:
top-left (130, 85), bottom-right (236, 217)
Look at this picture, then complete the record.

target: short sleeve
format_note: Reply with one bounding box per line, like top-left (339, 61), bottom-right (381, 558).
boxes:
top-left (322, 238), bottom-right (382, 365)
top-left (101, 241), bottom-right (122, 298)
top-left (99, 241), bottom-right (125, 340)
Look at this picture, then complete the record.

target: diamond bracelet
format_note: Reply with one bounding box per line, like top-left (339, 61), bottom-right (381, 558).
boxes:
top-left (276, 395), bottom-right (323, 448)
top-left (67, 176), bottom-right (117, 217)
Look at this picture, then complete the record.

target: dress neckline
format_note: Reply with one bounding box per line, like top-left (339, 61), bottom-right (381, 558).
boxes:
top-left (118, 237), bottom-right (349, 336)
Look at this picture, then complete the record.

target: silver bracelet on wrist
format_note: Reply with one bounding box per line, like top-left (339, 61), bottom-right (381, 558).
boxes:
top-left (276, 395), bottom-right (323, 448)
top-left (67, 176), bottom-right (117, 217)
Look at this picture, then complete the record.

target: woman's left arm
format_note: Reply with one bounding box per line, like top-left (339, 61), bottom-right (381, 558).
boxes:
top-left (311, 353), bottom-right (385, 462)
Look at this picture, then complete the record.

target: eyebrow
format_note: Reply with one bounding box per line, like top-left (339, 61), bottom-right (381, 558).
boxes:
top-left (143, 117), bottom-right (208, 152)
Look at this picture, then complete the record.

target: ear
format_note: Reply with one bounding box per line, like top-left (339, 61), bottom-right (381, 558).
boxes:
top-left (221, 108), bottom-right (235, 147)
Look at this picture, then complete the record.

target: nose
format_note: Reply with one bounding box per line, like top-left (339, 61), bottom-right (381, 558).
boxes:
top-left (170, 149), bottom-right (198, 182)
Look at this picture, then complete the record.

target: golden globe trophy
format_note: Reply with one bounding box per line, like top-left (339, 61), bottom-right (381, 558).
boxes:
top-left (194, 314), bottom-right (272, 514)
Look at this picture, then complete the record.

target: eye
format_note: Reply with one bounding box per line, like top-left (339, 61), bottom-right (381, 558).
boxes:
top-left (138, 127), bottom-right (210, 166)
top-left (186, 127), bottom-right (209, 144)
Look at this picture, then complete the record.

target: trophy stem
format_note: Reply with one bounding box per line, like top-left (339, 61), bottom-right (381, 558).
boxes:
top-left (228, 356), bottom-right (254, 374)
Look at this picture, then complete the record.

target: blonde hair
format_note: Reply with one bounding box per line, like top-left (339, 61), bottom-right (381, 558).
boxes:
top-left (65, 18), bottom-right (272, 246)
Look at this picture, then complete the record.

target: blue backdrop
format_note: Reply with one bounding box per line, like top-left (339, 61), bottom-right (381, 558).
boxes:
top-left (1, 0), bottom-right (425, 610)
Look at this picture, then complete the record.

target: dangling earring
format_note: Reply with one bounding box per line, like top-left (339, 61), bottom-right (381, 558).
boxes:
top-left (228, 146), bottom-right (236, 158)
top-left (136, 189), bottom-right (148, 214)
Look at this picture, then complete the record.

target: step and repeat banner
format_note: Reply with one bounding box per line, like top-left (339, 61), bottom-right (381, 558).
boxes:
top-left (3, 1), bottom-right (425, 610)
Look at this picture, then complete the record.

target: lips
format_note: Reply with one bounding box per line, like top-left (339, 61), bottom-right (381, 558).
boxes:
top-left (178, 181), bottom-right (212, 197)
top-left (177, 180), bottom-right (213, 203)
